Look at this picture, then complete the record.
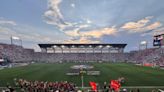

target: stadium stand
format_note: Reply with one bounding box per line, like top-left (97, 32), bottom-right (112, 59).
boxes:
top-left (129, 48), bottom-right (164, 66)
top-left (33, 53), bottom-right (128, 63)
top-left (0, 43), bottom-right (34, 63)
top-left (0, 43), bottom-right (164, 66)
top-left (0, 43), bottom-right (128, 63)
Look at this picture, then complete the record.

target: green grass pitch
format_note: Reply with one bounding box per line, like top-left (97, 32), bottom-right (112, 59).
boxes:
top-left (0, 63), bottom-right (164, 87)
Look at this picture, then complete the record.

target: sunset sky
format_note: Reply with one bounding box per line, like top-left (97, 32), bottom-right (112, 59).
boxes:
top-left (0, 0), bottom-right (164, 51)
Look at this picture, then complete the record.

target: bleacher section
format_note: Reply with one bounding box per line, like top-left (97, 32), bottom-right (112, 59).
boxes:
top-left (0, 43), bottom-right (34, 63)
top-left (0, 43), bottom-right (164, 66)
top-left (129, 48), bottom-right (164, 66)
top-left (34, 53), bottom-right (127, 62)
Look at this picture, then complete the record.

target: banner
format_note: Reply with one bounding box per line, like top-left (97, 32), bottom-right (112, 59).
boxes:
top-left (89, 81), bottom-right (97, 92)
top-left (110, 80), bottom-right (121, 91)
top-left (143, 63), bottom-right (154, 67)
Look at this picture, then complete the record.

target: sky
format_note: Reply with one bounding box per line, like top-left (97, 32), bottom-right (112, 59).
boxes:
top-left (0, 0), bottom-right (164, 52)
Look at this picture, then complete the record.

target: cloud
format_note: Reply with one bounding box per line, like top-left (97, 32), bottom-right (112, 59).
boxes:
top-left (44, 0), bottom-right (66, 29)
top-left (65, 26), bottom-right (117, 38)
top-left (81, 26), bottom-right (117, 38)
top-left (64, 24), bottom-right (90, 37)
top-left (64, 26), bottom-right (117, 43)
top-left (151, 27), bottom-right (164, 36)
top-left (46, 0), bottom-right (63, 19)
top-left (0, 26), bottom-right (47, 43)
top-left (139, 22), bottom-right (163, 36)
top-left (0, 24), bottom-right (67, 52)
top-left (43, 0), bottom-right (117, 44)
top-left (121, 16), bottom-right (162, 33)
top-left (44, 0), bottom-right (78, 31)
top-left (121, 16), bottom-right (152, 30)
top-left (64, 29), bottom-right (79, 37)
top-left (0, 18), bottom-right (17, 26)
top-left (86, 19), bottom-right (92, 24)
top-left (0, 22), bottom-right (67, 46)
top-left (44, 0), bottom-right (93, 34)
top-left (145, 22), bottom-right (161, 30)
top-left (0, 26), bottom-right (15, 35)
top-left (64, 36), bottom-right (100, 43)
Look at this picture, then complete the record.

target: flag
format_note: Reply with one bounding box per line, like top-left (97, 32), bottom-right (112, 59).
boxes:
top-left (12, 36), bottom-right (20, 40)
top-left (110, 80), bottom-right (121, 91)
top-left (89, 82), bottom-right (97, 92)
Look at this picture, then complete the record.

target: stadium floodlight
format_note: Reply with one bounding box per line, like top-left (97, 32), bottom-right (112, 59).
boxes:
top-left (139, 41), bottom-right (148, 50)
top-left (106, 45), bottom-right (111, 48)
top-left (140, 41), bottom-right (147, 45)
top-left (53, 45), bottom-right (57, 48)
top-left (89, 45), bottom-right (92, 48)
top-left (72, 45), bottom-right (75, 48)
top-left (11, 36), bottom-right (20, 40)
top-left (61, 45), bottom-right (65, 48)
top-left (10, 36), bottom-right (22, 46)
top-left (80, 45), bottom-right (84, 48)
top-left (99, 45), bottom-right (103, 48)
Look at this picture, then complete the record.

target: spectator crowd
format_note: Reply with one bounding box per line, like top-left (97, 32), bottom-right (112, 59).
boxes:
top-left (15, 79), bottom-right (77, 92)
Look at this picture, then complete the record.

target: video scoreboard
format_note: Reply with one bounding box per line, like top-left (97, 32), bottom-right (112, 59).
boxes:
top-left (153, 34), bottom-right (164, 47)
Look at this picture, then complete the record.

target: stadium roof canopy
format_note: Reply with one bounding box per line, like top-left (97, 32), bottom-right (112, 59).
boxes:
top-left (38, 43), bottom-right (127, 48)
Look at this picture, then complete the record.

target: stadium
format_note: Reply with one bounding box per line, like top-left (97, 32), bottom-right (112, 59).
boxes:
top-left (0, 33), bottom-right (164, 92)
top-left (1, 0), bottom-right (164, 92)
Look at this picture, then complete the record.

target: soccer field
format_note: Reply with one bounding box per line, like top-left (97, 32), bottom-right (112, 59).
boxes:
top-left (0, 63), bottom-right (164, 87)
